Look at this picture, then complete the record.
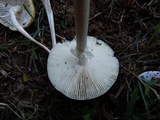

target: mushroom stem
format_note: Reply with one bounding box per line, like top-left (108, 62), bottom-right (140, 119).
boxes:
top-left (78, 53), bottom-right (90, 66)
top-left (73, 0), bottom-right (90, 52)
top-left (42, 0), bottom-right (56, 47)
top-left (9, 5), bottom-right (51, 53)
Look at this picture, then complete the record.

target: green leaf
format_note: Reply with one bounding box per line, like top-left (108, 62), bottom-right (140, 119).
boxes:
top-left (61, 20), bottom-right (67, 29)
top-left (82, 106), bottom-right (96, 120)
top-left (23, 4), bottom-right (34, 19)
top-left (138, 81), bottom-right (149, 118)
top-left (32, 47), bottom-right (38, 59)
top-left (145, 84), bottom-right (150, 98)
top-left (144, 80), bottom-right (157, 98)
top-left (88, 108), bottom-right (96, 116)
top-left (19, 40), bottom-right (31, 45)
top-left (83, 114), bottom-right (91, 120)
top-left (147, 22), bottom-right (160, 46)
top-left (0, 44), bottom-right (8, 51)
top-left (125, 87), bottom-right (139, 120)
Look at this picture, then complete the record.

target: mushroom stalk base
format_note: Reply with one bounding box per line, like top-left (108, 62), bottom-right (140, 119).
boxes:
top-left (78, 53), bottom-right (90, 66)
top-left (70, 46), bottom-right (93, 66)
top-left (12, 5), bottom-right (22, 13)
top-left (9, 6), bottom-right (50, 53)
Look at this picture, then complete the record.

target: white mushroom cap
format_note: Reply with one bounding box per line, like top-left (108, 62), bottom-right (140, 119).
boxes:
top-left (138, 71), bottom-right (160, 87)
top-left (47, 36), bottom-right (119, 100)
top-left (0, 0), bottom-right (35, 30)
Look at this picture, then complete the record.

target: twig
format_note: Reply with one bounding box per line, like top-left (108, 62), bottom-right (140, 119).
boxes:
top-left (0, 102), bottom-right (22, 118)
top-left (55, 34), bottom-right (66, 41)
top-left (114, 82), bottom-right (126, 99)
top-left (89, 12), bottom-right (102, 21)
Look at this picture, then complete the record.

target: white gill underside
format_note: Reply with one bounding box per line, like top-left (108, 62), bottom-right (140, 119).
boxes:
top-left (47, 36), bottom-right (119, 100)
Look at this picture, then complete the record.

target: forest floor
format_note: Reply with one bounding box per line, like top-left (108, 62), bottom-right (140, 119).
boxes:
top-left (0, 0), bottom-right (160, 120)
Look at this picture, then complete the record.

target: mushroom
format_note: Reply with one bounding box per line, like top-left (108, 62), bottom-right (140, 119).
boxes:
top-left (0, 0), bottom-right (50, 53)
top-left (42, 0), bottom-right (56, 46)
top-left (138, 71), bottom-right (160, 86)
top-left (47, 0), bottom-right (119, 100)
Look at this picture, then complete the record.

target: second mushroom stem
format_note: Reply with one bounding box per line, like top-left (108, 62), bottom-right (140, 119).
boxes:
top-left (9, 5), bottom-right (51, 53)
top-left (73, 0), bottom-right (90, 53)
top-left (42, 0), bottom-right (56, 47)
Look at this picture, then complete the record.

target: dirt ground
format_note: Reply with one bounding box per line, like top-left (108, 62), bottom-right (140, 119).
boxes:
top-left (0, 0), bottom-right (160, 120)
